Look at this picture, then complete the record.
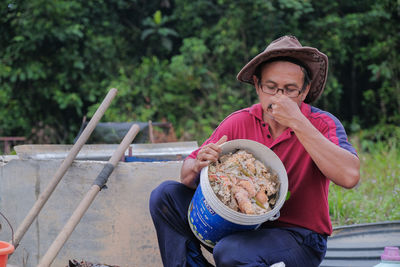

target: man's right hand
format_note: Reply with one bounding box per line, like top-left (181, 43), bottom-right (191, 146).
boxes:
top-left (193, 135), bottom-right (227, 173)
top-left (180, 135), bottom-right (227, 189)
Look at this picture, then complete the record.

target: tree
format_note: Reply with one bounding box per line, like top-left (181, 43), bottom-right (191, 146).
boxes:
top-left (0, 0), bottom-right (147, 142)
top-left (1, 0), bottom-right (398, 143)
top-left (141, 10), bottom-right (179, 55)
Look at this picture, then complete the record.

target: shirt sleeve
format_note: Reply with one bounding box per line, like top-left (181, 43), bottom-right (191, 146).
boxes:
top-left (311, 109), bottom-right (358, 157)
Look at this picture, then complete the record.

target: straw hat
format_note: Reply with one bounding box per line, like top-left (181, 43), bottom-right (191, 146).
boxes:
top-left (237, 35), bottom-right (328, 103)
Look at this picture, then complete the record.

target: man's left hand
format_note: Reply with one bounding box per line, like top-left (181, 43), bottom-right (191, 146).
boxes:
top-left (270, 94), bottom-right (304, 128)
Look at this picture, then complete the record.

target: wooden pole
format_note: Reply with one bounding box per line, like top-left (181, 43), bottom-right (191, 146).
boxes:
top-left (12, 88), bottom-right (118, 249)
top-left (37, 124), bottom-right (140, 267)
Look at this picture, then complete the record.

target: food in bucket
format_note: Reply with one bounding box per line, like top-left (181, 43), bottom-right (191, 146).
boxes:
top-left (208, 149), bottom-right (280, 215)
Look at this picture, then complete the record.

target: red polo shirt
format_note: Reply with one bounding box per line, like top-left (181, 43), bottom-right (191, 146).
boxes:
top-left (187, 103), bottom-right (357, 236)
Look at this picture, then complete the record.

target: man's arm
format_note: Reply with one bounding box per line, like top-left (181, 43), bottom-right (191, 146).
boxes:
top-left (291, 118), bottom-right (360, 188)
top-left (271, 96), bottom-right (360, 188)
top-left (181, 135), bottom-right (227, 189)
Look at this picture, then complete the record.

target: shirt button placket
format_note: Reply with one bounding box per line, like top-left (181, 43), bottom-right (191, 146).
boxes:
top-left (262, 123), bottom-right (272, 144)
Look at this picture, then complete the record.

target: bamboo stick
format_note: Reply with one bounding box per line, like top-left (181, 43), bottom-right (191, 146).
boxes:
top-left (12, 88), bottom-right (118, 249)
top-left (37, 124), bottom-right (140, 267)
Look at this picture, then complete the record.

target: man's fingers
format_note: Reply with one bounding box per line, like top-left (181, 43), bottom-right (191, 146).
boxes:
top-left (195, 159), bottom-right (209, 173)
top-left (202, 149), bottom-right (219, 161)
top-left (216, 135), bottom-right (227, 146)
top-left (197, 135), bottom-right (227, 165)
top-left (198, 147), bottom-right (217, 161)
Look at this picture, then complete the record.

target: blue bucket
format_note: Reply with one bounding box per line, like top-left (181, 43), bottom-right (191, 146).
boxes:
top-left (187, 139), bottom-right (288, 248)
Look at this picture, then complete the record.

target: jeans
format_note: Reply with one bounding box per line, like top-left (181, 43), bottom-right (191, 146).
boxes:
top-left (149, 180), bottom-right (327, 267)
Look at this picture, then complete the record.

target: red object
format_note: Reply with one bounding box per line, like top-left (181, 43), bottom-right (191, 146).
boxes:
top-left (0, 241), bottom-right (14, 267)
top-left (187, 103), bottom-right (357, 236)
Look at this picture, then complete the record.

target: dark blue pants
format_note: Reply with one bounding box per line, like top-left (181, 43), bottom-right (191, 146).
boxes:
top-left (149, 180), bottom-right (327, 267)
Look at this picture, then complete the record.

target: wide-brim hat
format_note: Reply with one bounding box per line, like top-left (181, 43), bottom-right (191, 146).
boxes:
top-left (237, 35), bottom-right (328, 103)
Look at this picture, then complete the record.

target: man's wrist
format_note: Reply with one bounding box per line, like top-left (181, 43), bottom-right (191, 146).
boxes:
top-left (291, 113), bottom-right (309, 133)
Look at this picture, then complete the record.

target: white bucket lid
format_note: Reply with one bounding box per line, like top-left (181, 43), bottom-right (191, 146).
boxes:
top-left (200, 139), bottom-right (288, 225)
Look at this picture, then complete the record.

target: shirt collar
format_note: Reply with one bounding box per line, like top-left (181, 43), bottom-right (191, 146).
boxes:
top-left (249, 103), bottom-right (264, 121)
top-left (300, 102), bottom-right (311, 117)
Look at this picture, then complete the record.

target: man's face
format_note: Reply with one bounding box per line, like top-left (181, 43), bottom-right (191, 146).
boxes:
top-left (253, 61), bottom-right (310, 117)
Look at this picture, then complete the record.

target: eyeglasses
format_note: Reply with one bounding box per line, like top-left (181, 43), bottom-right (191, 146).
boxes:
top-left (259, 83), bottom-right (302, 98)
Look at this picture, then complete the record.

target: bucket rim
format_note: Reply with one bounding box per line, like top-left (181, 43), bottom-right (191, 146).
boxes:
top-left (200, 139), bottom-right (288, 224)
top-left (0, 241), bottom-right (14, 255)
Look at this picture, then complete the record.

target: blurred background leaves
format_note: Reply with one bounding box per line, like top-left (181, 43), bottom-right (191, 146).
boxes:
top-left (0, 0), bottom-right (399, 145)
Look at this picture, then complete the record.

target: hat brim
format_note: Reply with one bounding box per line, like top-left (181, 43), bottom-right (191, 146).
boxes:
top-left (237, 46), bottom-right (328, 103)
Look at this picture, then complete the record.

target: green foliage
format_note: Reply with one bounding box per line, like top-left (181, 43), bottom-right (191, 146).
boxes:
top-left (329, 133), bottom-right (400, 225)
top-left (354, 124), bottom-right (400, 153)
top-left (97, 37), bottom-right (248, 142)
top-left (309, 0), bottom-right (399, 125)
top-left (0, 0), bottom-right (399, 144)
top-left (0, 0), bottom-right (147, 142)
top-left (141, 10), bottom-right (179, 54)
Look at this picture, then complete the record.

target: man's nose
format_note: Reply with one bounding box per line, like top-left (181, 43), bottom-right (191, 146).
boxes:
top-left (276, 88), bottom-right (285, 95)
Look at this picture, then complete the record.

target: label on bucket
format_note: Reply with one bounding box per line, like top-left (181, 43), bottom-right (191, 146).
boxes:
top-left (188, 185), bottom-right (258, 247)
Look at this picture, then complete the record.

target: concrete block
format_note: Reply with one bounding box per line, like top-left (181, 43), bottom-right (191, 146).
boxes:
top-left (0, 158), bottom-right (182, 266)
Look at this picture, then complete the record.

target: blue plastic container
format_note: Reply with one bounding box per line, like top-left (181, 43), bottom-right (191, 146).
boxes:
top-left (187, 139), bottom-right (288, 247)
top-left (125, 156), bottom-right (170, 162)
top-left (188, 184), bottom-right (259, 247)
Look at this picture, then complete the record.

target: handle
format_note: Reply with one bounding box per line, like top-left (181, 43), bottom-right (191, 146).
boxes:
top-left (12, 88), bottom-right (118, 249)
top-left (0, 210), bottom-right (14, 246)
top-left (269, 211), bottom-right (280, 221)
top-left (37, 124), bottom-right (140, 267)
